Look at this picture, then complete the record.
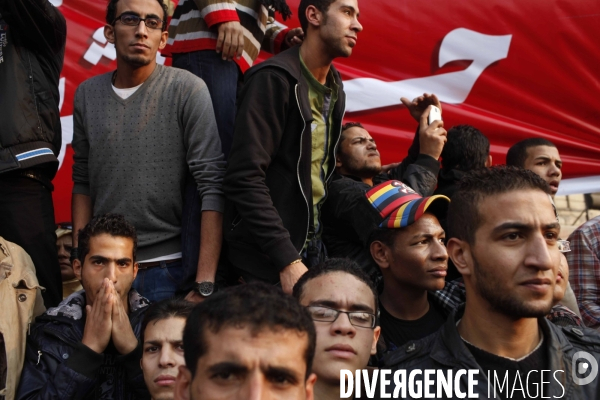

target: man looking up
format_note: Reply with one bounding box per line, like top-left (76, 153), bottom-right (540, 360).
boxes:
top-left (17, 214), bottom-right (151, 399)
top-left (174, 282), bottom-right (317, 400)
top-left (141, 298), bottom-right (194, 400)
top-left (506, 138), bottom-right (562, 196)
top-left (72, 0), bottom-right (226, 303)
top-left (293, 258), bottom-right (380, 400)
top-left (322, 95), bottom-right (446, 277)
top-left (223, 0), bottom-right (362, 292)
top-left (383, 167), bottom-right (600, 398)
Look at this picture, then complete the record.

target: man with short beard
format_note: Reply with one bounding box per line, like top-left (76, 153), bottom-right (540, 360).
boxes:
top-left (72, 0), bottom-right (226, 303)
top-left (382, 166), bottom-right (600, 399)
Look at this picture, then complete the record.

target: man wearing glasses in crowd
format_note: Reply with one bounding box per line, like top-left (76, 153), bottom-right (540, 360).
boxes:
top-left (71, 0), bottom-right (225, 303)
top-left (293, 258), bottom-right (380, 399)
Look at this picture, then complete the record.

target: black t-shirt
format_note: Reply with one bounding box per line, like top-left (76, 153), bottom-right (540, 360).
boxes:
top-left (380, 300), bottom-right (447, 351)
top-left (464, 338), bottom-right (549, 400)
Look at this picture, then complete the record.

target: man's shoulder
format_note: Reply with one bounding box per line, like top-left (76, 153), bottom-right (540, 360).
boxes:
top-left (570, 216), bottom-right (600, 241)
top-left (78, 72), bottom-right (113, 92)
top-left (553, 323), bottom-right (600, 354)
top-left (381, 331), bottom-right (440, 370)
top-left (246, 47), bottom-right (301, 82)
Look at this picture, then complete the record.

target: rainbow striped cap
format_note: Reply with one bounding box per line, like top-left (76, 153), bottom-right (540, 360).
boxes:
top-left (365, 180), bottom-right (450, 229)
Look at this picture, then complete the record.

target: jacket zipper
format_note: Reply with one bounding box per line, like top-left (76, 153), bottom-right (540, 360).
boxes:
top-left (295, 84), bottom-right (310, 251)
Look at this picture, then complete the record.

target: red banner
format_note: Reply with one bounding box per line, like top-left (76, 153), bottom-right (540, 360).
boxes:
top-left (51, 0), bottom-right (600, 222)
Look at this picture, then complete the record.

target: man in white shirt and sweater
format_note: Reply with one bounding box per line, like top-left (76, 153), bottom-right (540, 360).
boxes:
top-left (71, 0), bottom-right (226, 303)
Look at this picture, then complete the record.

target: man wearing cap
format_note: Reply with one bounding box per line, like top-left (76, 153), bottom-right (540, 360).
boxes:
top-left (322, 96), bottom-right (446, 278)
top-left (365, 180), bottom-right (450, 357)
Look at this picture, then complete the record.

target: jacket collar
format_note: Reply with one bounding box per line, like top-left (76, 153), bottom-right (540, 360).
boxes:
top-left (46, 289), bottom-right (149, 321)
top-left (0, 237), bottom-right (40, 289)
top-left (430, 305), bottom-right (575, 396)
top-left (247, 46), bottom-right (343, 88)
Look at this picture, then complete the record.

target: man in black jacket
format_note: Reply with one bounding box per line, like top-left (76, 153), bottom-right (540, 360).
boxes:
top-left (16, 214), bottom-right (150, 400)
top-left (322, 97), bottom-right (446, 277)
top-left (382, 166), bottom-right (600, 399)
top-left (0, 0), bottom-right (66, 307)
top-left (223, 0), bottom-right (362, 293)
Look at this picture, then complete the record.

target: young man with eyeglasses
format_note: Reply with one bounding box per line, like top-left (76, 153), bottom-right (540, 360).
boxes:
top-left (71, 0), bottom-right (226, 303)
top-left (293, 258), bottom-right (380, 399)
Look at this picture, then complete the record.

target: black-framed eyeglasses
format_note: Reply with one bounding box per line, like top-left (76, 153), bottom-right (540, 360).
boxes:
top-left (306, 305), bottom-right (376, 329)
top-left (113, 13), bottom-right (164, 30)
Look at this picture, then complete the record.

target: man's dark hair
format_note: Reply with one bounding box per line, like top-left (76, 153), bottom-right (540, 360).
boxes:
top-left (293, 258), bottom-right (378, 316)
top-left (77, 214), bottom-right (137, 263)
top-left (106, 0), bottom-right (169, 31)
top-left (298, 0), bottom-right (337, 32)
top-left (447, 166), bottom-right (553, 244)
top-left (183, 282), bottom-right (316, 378)
top-left (506, 138), bottom-right (557, 168)
top-left (141, 298), bottom-right (195, 343)
top-left (441, 125), bottom-right (489, 172)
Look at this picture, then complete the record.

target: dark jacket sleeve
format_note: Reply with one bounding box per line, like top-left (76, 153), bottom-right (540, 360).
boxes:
top-left (117, 342), bottom-right (151, 399)
top-left (16, 330), bottom-right (97, 400)
top-left (223, 68), bottom-right (299, 269)
top-left (386, 126), bottom-right (440, 197)
top-left (0, 0), bottom-right (66, 54)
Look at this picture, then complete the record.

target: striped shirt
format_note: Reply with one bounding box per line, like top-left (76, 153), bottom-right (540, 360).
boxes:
top-left (163, 0), bottom-right (289, 72)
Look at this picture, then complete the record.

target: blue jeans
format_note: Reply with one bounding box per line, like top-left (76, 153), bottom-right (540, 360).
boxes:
top-left (172, 50), bottom-right (239, 159)
top-left (133, 260), bottom-right (184, 302)
top-left (173, 50), bottom-right (240, 286)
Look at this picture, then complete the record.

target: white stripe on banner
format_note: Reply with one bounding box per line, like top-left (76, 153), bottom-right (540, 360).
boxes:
top-left (16, 148), bottom-right (54, 161)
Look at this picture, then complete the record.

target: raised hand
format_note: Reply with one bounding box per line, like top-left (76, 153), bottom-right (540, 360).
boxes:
top-left (110, 282), bottom-right (138, 355)
top-left (401, 93), bottom-right (442, 123)
top-left (81, 279), bottom-right (113, 354)
top-left (419, 105), bottom-right (447, 160)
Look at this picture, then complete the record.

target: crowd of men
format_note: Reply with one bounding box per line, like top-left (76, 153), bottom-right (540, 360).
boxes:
top-left (2, 0), bottom-right (600, 399)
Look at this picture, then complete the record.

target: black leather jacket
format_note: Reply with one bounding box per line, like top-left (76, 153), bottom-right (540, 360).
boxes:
top-left (0, 0), bottom-right (66, 177)
top-left (381, 306), bottom-right (600, 399)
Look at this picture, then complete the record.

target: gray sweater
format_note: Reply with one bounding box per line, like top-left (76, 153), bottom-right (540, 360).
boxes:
top-left (72, 64), bottom-right (225, 261)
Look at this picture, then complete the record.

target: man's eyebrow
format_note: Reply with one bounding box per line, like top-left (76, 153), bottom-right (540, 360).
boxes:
top-left (208, 362), bottom-right (248, 376)
top-left (263, 366), bottom-right (300, 384)
top-left (409, 231), bottom-right (445, 241)
top-left (492, 222), bottom-right (532, 234)
top-left (116, 257), bottom-right (133, 263)
top-left (309, 300), bottom-right (374, 313)
top-left (492, 221), bottom-right (560, 234)
top-left (341, 5), bottom-right (359, 17)
top-left (87, 255), bottom-right (132, 263)
top-left (144, 340), bottom-right (162, 346)
top-left (121, 10), bottom-right (161, 19)
top-left (543, 222), bottom-right (561, 230)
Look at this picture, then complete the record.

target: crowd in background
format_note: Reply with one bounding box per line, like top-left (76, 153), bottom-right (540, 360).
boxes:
top-left (2, 0), bottom-right (600, 399)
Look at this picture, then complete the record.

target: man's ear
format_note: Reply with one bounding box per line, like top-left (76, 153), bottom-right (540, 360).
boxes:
top-left (132, 262), bottom-right (139, 281)
top-left (335, 154), bottom-right (343, 169)
top-left (73, 258), bottom-right (83, 281)
top-left (305, 372), bottom-right (318, 400)
top-left (305, 5), bottom-right (323, 29)
top-left (447, 238), bottom-right (472, 277)
top-left (485, 154), bottom-right (493, 168)
top-left (159, 30), bottom-right (168, 50)
top-left (370, 241), bottom-right (391, 270)
top-left (371, 326), bottom-right (381, 356)
top-left (104, 24), bottom-right (116, 44)
top-left (175, 365), bottom-right (192, 400)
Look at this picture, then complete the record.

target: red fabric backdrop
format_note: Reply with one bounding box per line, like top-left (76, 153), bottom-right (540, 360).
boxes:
top-left (51, 0), bottom-right (600, 222)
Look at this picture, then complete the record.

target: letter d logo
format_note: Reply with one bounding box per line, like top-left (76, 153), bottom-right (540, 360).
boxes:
top-left (572, 351), bottom-right (599, 385)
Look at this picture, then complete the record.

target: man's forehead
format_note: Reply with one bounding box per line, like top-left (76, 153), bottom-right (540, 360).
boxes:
top-left (477, 190), bottom-right (558, 228)
top-left (301, 273), bottom-right (375, 309)
top-left (145, 317), bottom-right (185, 340)
top-left (526, 145), bottom-right (561, 160)
top-left (117, 0), bottom-right (163, 16)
